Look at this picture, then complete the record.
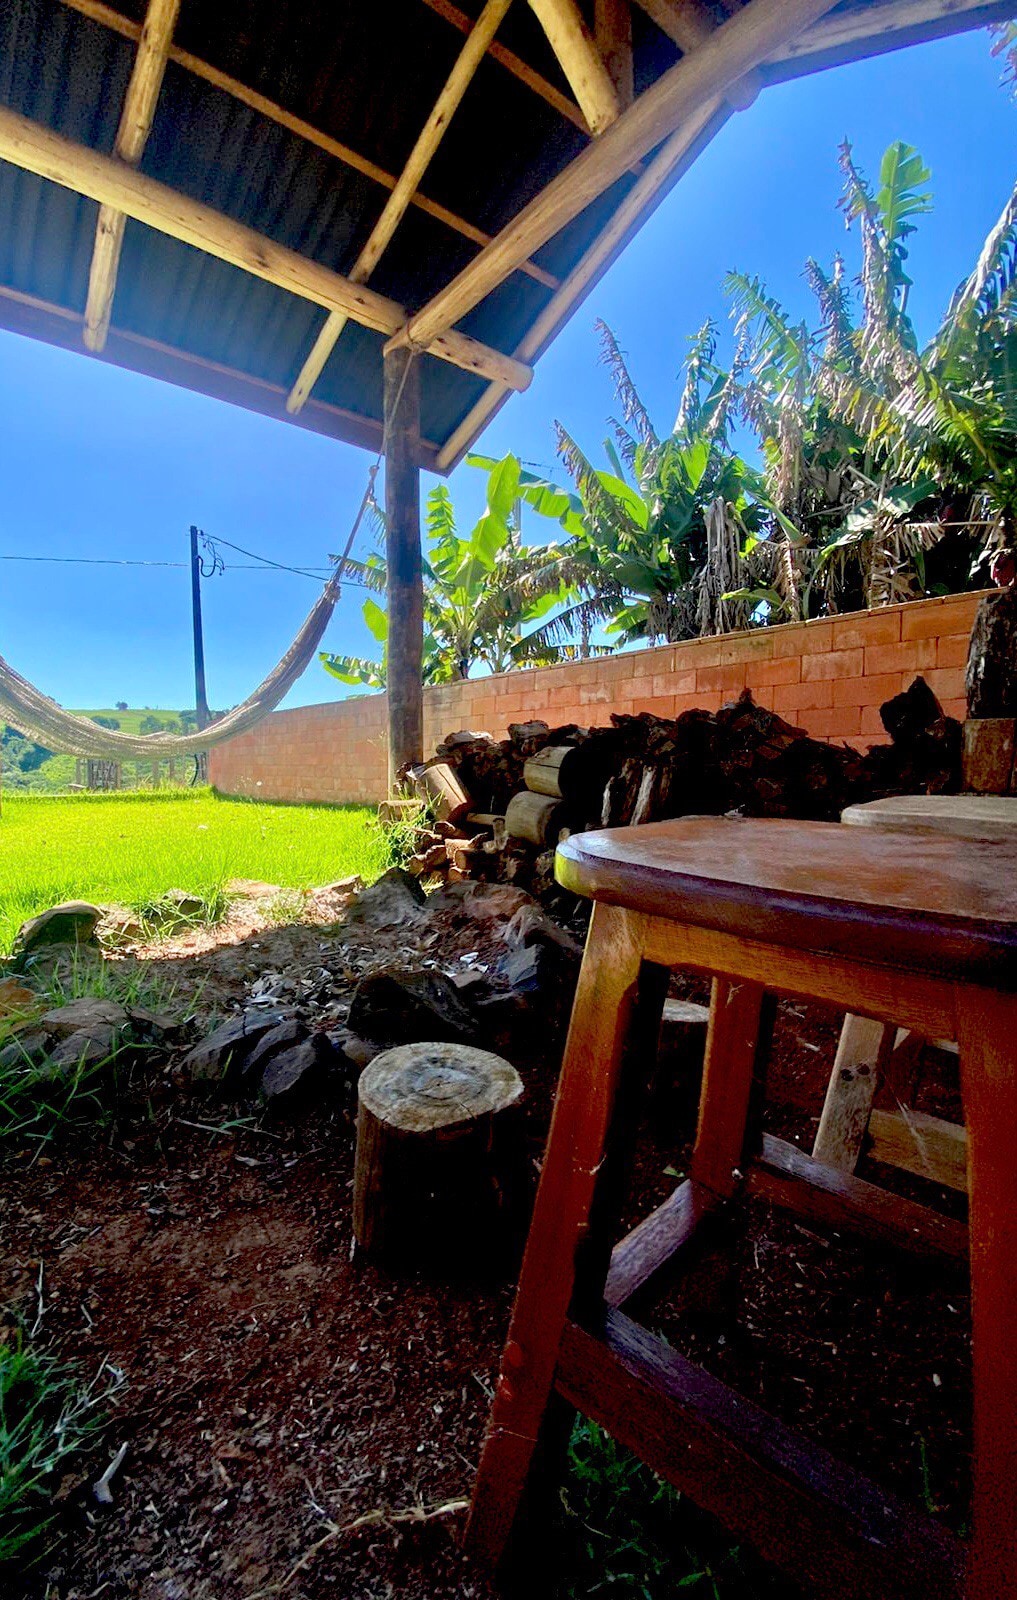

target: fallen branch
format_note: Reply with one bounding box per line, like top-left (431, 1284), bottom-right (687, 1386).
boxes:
top-left (250, 1496), bottom-right (469, 1597)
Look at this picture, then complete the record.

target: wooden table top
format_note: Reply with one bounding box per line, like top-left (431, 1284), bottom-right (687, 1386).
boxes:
top-left (842, 794), bottom-right (1017, 841)
top-left (556, 816), bottom-right (1017, 984)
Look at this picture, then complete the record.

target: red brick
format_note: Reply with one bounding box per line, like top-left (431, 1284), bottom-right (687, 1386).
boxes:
top-left (830, 610), bottom-right (902, 650)
top-left (771, 622), bottom-right (832, 658)
top-left (801, 647), bottom-right (865, 683)
top-left (696, 664), bottom-right (747, 694)
top-left (936, 634), bottom-right (970, 670)
top-left (771, 680), bottom-right (834, 712)
top-left (630, 694), bottom-right (677, 718)
top-left (860, 703), bottom-right (891, 736)
top-left (805, 707), bottom-right (863, 740)
top-left (900, 593), bottom-right (980, 641)
top-left (864, 639), bottom-right (938, 676)
top-left (920, 668), bottom-right (967, 703)
top-left (745, 657), bottom-right (801, 690)
top-left (833, 671), bottom-right (901, 708)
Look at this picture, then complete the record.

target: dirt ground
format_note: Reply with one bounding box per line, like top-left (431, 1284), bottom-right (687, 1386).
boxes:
top-left (1, 897), bottom-right (971, 1599)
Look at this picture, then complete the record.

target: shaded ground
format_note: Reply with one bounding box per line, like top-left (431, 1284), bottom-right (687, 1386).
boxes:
top-left (1, 901), bottom-right (972, 1598)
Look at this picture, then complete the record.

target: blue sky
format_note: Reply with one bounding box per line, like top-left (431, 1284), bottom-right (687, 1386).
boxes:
top-left (0, 26), bottom-right (1013, 713)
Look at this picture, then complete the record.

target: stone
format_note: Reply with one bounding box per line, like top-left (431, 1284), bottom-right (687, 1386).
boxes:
top-left (227, 878), bottom-right (283, 898)
top-left (14, 902), bottom-right (102, 956)
top-left (182, 1010), bottom-right (293, 1085)
top-left (341, 868), bottom-right (428, 930)
top-left (241, 1018), bottom-right (308, 1081)
top-left (460, 883), bottom-right (533, 924)
top-left (0, 977), bottom-right (39, 1020)
top-left (330, 1031), bottom-right (382, 1072)
top-left (499, 937), bottom-right (581, 1012)
top-left (39, 999), bottom-right (130, 1039)
top-left (0, 1030), bottom-right (51, 1070)
top-left (145, 889), bottom-right (208, 924)
top-left (260, 1034), bottom-right (336, 1106)
top-left (49, 1026), bottom-right (118, 1072)
top-left (347, 967), bottom-right (477, 1048)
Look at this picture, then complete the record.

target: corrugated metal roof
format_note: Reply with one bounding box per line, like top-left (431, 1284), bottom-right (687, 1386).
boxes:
top-left (0, 0), bottom-right (1009, 463)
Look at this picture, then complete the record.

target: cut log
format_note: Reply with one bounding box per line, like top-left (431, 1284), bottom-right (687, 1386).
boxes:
top-left (415, 760), bottom-right (472, 823)
top-left (505, 789), bottom-right (565, 845)
top-left (353, 1041), bottom-right (524, 1263)
top-left (963, 717), bottom-right (1016, 794)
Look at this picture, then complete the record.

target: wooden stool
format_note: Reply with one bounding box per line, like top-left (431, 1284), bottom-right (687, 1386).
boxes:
top-left (813, 796), bottom-right (1017, 1189)
top-left (466, 817), bottom-right (1017, 1600)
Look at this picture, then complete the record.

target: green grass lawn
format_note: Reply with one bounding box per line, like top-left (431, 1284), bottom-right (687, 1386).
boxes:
top-left (0, 790), bottom-right (388, 951)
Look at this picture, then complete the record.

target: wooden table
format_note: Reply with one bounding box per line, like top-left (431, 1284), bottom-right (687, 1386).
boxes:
top-left (812, 796), bottom-right (1017, 1189)
top-left (466, 816), bottom-right (1017, 1600)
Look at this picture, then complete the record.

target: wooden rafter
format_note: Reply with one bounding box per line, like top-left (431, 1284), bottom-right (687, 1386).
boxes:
top-left (419, 0), bottom-right (591, 129)
top-left (595, 0), bottom-right (634, 109)
top-left (83, 0), bottom-right (179, 352)
top-left (527, 0), bottom-right (622, 134)
top-left (0, 105), bottom-right (532, 392)
top-left (768, 0), bottom-right (1015, 69)
top-left (633, 0), bottom-right (763, 110)
top-left (288, 0), bottom-right (513, 417)
top-left (57, 0), bottom-right (559, 294)
top-left (394, 0), bottom-right (835, 356)
top-left (435, 95), bottom-right (725, 469)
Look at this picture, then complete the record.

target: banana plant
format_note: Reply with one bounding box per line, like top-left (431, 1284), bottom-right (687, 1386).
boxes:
top-left (320, 455), bottom-right (598, 687)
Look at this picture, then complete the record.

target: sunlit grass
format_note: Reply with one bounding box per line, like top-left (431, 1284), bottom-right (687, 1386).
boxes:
top-left (0, 789), bottom-right (388, 952)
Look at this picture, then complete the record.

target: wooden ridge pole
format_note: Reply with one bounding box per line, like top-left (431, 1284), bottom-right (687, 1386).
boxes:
top-left (287, 0), bottom-right (514, 416)
top-left (384, 350), bottom-right (424, 791)
top-left (83, 0), bottom-right (179, 352)
top-left (58, 0), bottom-right (558, 294)
top-left (392, 0), bottom-right (843, 355)
top-left (0, 104), bottom-right (532, 394)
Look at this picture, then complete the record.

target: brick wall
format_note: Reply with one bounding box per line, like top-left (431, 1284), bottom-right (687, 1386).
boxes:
top-left (209, 591), bottom-right (981, 806)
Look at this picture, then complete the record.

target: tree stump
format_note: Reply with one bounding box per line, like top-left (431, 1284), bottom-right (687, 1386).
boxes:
top-left (353, 1042), bottom-right (524, 1266)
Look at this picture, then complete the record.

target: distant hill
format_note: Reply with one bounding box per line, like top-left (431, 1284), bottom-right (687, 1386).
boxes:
top-left (1, 711), bottom-right (196, 791)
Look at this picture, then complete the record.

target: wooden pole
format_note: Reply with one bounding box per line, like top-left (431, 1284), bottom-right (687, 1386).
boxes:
top-left (395, 0), bottom-right (835, 354)
top-left (287, 0), bottom-right (514, 416)
top-left (383, 349), bottom-right (423, 792)
top-left (83, 0), bottom-right (180, 351)
top-left (527, 0), bottom-right (622, 135)
top-left (0, 104), bottom-right (532, 394)
top-left (189, 525), bottom-right (210, 732)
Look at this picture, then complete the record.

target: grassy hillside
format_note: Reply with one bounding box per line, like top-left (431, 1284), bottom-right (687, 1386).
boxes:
top-left (0, 790), bottom-right (388, 950)
top-left (1, 710), bottom-right (198, 792)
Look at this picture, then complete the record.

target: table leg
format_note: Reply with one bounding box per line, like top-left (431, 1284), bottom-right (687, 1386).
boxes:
top-left (956, 989), bottom-right (1017, 1600)
top-left (690, 978), bottom-right (770, 1198)
top-left (466, 901), bottom-right (654, 1567)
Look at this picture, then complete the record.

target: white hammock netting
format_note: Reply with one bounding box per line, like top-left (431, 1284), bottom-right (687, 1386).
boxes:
top-left (0, 575), bottom-right (340, 760)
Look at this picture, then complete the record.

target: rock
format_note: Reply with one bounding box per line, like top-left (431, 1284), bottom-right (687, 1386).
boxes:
top-left (18, 944), bottom-right (105, 988)
top-left (499, 938), bottom-right (581, 1017)
top-left (320, 875), bottom-right (364, 897)
top-left (14, 902), bottom-right (102, 956)
top-left (260, 1034), bottom-right (336, 1107)
top-left (182, 1010), bottom-right (293, 1085)
top-left (348, 967), bottom-right (477, 1047)
top-left (241, 1018), bottom-right (308, 1081)
top-left (0, 977), bottom-right (39, 1020)
top-left (227, 878), bottom-right (283, 898)
top-left (469, 990), bottom-right (531, 1056)
top-left (49, 1026), bottom-right (118, 1072)
top-left (460, 883), bottom-right (534, 924)
top-left (330, 1031), bottom-right (382, 1073)
top-left (144, 888), bottom-right (208, 924)
top-left (125, 1005), bottom-right (178, 1042)
top-left (342, 868), bottom-right (428, 930)
top-left (0, 1030), bottom-right (51, 1070)
top-left (39, 999), bottom-right (130, 1039)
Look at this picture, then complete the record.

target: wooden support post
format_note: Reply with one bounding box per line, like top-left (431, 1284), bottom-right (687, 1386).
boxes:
top-left (383, 348), bottom-right (423, 793)
top-left (595, 0), bottom-right (633, 109)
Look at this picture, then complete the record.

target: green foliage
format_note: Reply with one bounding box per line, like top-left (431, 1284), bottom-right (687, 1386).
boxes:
top-left (556, 1420), bottom-right (781, 1599)
top-left (0, 791), bottom-right (389, 952)
top-left (321, 455), bottom-right (599, 687)
top-left (0, 1333), bottom-right (123, 1566)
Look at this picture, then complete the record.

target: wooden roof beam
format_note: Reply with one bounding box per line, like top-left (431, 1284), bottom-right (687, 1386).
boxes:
top-left (0, 105), bottom-right (532, 392)
top-left (527, 0), bottom-right (623, 133)
top-left (83, 0), bottom-right (179, 351)
top-left (767, 0), bottom-right (1015, 70)
top-left (57, 0), bottom-right (558, 294)
top-left (595, 0), bottom-right (634, 110)
top-left (419, 0), bottom-right (591, 129)
top-left (395, 0), bottom-right (836, 356)
top-left (633, 0), bottom-right (763, 110)
top-left (288, 0), bottom-right (513, 416)
top-left (435, 95), bottom-right (725, 469)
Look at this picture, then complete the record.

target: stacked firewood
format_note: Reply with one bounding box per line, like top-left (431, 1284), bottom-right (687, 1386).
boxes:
top-left (399, 680), bottom-right (961, 897)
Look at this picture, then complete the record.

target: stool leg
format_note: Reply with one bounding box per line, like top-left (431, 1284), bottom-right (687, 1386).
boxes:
top-left (690, 978), bottom-right (769, 1198)
top-left (467, 902), bottom-right (653, 1568)
top-left (812, 1015), bottom-right (889, 1171)
top-left (956, 990), bottom-right (1017, 1600)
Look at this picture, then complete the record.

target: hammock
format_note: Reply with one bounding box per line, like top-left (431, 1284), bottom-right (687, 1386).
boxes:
top-left (0, 573), bottom-right (340, 760)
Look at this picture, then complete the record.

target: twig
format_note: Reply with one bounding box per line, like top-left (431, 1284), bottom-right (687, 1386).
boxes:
top-left (249, 1497), bottom-right (469, 1597)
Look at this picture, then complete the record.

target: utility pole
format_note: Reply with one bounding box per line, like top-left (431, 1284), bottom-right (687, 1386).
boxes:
top-left (189, 525), bottom-right (210, 731)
